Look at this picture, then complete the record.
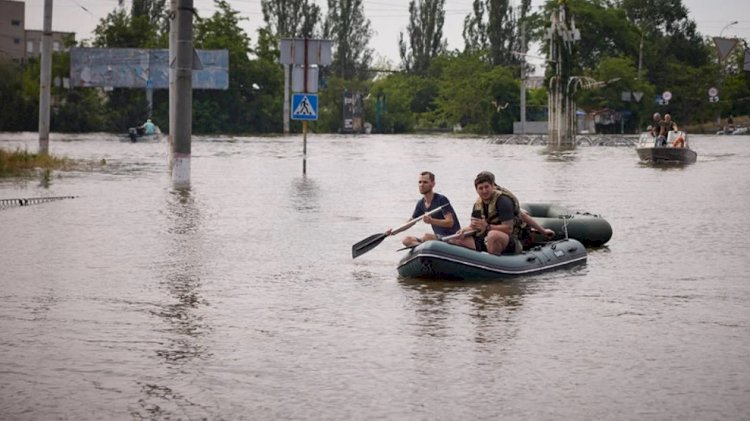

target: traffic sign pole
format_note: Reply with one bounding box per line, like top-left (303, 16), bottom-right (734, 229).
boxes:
top-left (303, 38), bottom-right (308, 175)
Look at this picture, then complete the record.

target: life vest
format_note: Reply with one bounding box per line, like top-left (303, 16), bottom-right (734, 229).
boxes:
top-left (473, 186), bottom-right (525, 252)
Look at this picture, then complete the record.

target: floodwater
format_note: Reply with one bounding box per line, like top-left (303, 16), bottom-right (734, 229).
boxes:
top-left (1, 132), bottom-right (749, 420)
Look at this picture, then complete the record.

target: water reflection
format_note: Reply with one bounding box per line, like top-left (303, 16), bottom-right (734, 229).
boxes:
top-left (137, 188), bottom-right (211, 417)
top-left (399, 279), bottom-right (528, 344)
top-left (156, 188), bottom-right (210, 363)
top-left (289, 176), bottom-right (319, 213)
top-left (544, 145), bottom-right (579, 162)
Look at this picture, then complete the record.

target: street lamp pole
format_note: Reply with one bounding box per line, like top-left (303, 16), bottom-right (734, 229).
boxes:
top-left (720, 21), bottom-right (738, 38)
top-left (716, 21), bottom-right (738, 125)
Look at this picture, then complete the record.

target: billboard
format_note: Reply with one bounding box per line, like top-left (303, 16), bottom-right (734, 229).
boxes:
top-left (70, 48), bottom-right (229, 90)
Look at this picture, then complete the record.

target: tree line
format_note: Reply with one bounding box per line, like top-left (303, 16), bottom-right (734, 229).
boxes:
top-left (1, 0), bottom-right (748, 134)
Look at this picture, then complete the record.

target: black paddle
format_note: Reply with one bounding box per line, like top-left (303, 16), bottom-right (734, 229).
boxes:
top-left (352, 204), bottom-right (447, 259)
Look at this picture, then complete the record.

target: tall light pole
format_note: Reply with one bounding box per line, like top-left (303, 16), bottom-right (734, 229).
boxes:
top-left (715, 21), bottom-right (738, 125)
top-left (720, 21), bottom-right (738, 37)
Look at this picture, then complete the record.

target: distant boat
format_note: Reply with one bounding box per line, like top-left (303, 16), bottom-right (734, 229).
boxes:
top-left (636, 130), bottom-right (697, 164)
top-left (716, 125), bottom-right (748, 135)
top-left (123, 126), bottom-right (164, 143)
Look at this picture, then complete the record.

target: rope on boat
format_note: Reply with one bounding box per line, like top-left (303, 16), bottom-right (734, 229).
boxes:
top-left (560, 214), bottom-right (571, 240)
top-left (0, 195), bottom-right (77, 209)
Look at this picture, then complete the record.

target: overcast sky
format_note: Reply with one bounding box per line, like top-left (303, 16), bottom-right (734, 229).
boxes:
top-left (22, 0), bottom-right (750, 72)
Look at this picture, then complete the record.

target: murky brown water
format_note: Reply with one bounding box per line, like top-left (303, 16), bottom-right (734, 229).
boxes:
top-left (1, 132), bottom-right (749, 419)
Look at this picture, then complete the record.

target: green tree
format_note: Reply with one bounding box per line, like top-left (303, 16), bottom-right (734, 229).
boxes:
top-left (194, 0), bottom-right (284, 133)
top-left (463, 0), bottom-right (531, 66)
top-left (429, 52), bottom-right (519, 133)
top-left (367, 73), bottom-right (430, 133)
top-left (0, 60), bottom-right (36, 131)
top-left (323, 0), bottom-right (373, 80)
top-left (398, 0), bottom-right (446, 75)
top-left (261, 0), bottom-right (322, 37)
top-left (577, 56), bottom-right (655, 132)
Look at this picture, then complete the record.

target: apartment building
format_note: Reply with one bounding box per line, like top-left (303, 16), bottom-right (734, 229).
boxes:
top-left (0, 0), bottom-right (75, 61)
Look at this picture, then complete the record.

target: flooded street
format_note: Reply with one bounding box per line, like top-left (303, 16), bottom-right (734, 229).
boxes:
top-left (1, 132), bottom-right (749, 419)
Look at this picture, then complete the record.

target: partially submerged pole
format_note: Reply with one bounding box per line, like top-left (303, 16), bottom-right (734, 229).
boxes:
top-left (38, 0), bottom-right (53, 155)
top-left (302, 38), bottom-right (308, 175)
top-left (520, 21), bottom-right (526, 135)
top-left (170, 0), bottom-right (194, 189)
top-left (546, 1), bottom-right (579, 148)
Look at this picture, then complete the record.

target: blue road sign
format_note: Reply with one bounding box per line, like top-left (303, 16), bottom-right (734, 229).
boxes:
top-left (292, 93), bottom-right (318, 121)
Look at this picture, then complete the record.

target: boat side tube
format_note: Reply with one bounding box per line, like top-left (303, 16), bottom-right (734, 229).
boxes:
top-left (521, 203), bottom-right (612, 247)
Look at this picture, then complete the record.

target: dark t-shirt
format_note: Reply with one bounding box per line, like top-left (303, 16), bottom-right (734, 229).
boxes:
top-left (471, 195), bottom-right (515, 223)
top-left (411, 193), bottom-right (460, 236)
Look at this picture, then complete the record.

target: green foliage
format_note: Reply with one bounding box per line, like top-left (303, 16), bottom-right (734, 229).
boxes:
top-left (367, 73), bottom-right (438, 133)
top-left (0, 60), bottom-right (36, 131)
top-left (577, 56), bottom-right (654, 131)
top-left (193, 0), bottom-right (284, 133)
top-left (93, 9), bottom-right (161, 48)
top-left (428, 53), bottom-right (519, 133)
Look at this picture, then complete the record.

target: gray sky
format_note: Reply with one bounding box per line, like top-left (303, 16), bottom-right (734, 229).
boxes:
top-left (22, 0), bottom-right (750, 71)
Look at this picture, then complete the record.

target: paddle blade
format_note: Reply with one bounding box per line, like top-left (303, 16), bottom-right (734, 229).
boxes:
top-left (352, 233), bottom-right (387, 259)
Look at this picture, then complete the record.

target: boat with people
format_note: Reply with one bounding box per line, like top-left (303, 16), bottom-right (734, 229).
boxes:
top-left (397, 238), bottom-right (587, 280)
top-left (122, 127), bottom-right (164, 143)
top-left (635, 130), bottom-right (696, 164)
top-left (123, 119), bottom-right (164, 143)
top-left (716, 125), bottom-right (747, 135)
top-left (521, 203), bottom-right (612, 247)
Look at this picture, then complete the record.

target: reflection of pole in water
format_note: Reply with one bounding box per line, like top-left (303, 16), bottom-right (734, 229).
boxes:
top-left (156, 189), bottom-right (209, 364)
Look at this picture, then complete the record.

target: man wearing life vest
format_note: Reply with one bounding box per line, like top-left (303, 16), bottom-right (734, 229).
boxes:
top-left (451, 172), bottom-right (548, 255)
top-left (477, 171), bottom-right (555, 247)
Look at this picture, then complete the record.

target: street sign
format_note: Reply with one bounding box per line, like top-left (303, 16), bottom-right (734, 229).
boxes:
top-left (708, 87), bottom-right (718, 97)
top-left (280, 39), bottom-right (333, 66)
top-left (292, 66), bottom-right (319, 92)
top-left (662, 91), bottom-right (672, 101)
top-left (291, 93), bottom-right (318, 120)
top-left (713, 37), bottom-right (738, 61)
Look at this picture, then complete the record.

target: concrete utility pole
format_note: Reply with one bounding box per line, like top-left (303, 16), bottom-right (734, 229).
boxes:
top-left (546, 1), bottom-right (580, 147)
top-left (283, 65), bottom-right (290, 135)
top-left (520, 21), bottom-right (526, 135)
top-left (170, 0), bottom-right (194, 189)
top-left (169, 0), bottom-right (177, 159)
top-left (38, 0), bottom-right (53, 155)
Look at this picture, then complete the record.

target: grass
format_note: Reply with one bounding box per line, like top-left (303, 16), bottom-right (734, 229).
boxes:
top-left (0, 148), bottom-right (76, 178)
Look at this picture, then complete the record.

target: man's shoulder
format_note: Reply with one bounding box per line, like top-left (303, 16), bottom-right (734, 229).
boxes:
top-left (433, 193), bottom-right (452, 204)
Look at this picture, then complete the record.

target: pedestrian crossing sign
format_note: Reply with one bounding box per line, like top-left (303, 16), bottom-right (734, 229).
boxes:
top-left (291, 93), bottom-right (318, 121)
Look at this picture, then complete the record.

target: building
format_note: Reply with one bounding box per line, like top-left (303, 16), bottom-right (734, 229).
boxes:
top-left (0, 0), bottom-right (75, 62)
top-left (0, 0), bottom-right (25, 60)
top-left (25, 29), bottom-right (75, 59)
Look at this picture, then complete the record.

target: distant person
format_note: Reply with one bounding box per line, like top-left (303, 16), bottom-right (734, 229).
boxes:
top-left (386, 171), bottom-right (460, 248)
top-left (659, 113), bottom-right (677, 146)
top-left (140, 119), bottom-right (157, 135)
top-left (651, 112), bottom-right (665, 146)
top-left (726, 114), bottom-right (735, 133)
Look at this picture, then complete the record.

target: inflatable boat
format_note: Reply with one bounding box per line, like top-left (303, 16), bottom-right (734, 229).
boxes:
top-left (397, 238), bottom-right (587, 280)
top-left (521, 203), bottom-right (612, 247)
